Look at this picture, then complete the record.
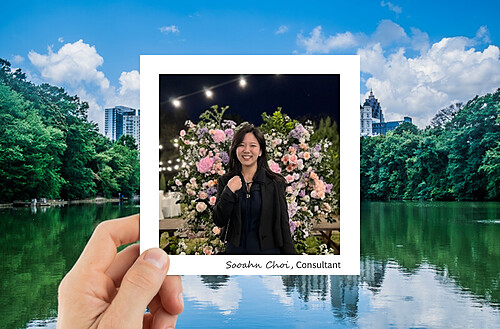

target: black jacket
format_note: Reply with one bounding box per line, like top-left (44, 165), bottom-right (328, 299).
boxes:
top-left (213, 169), bottom-right (296, 255)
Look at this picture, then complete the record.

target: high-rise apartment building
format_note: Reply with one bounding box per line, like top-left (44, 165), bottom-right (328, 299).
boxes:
top-left (104, 106), bottom-right (140, 151)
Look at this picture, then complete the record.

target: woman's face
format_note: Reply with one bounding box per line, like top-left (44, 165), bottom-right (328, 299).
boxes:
top-left (236, 132), bottom-right (262, 169)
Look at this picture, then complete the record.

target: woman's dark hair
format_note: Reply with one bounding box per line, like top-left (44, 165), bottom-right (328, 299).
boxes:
top-left (228, 124), bottom-right (281, 181)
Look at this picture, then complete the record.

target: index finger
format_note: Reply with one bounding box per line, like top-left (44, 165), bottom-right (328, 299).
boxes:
top-left (74, 214), bottom-right (140, 273)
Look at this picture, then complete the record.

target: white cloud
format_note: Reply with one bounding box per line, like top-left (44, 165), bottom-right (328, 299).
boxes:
top-left (275, 25), bottom-right (289, 35)
top-left (297, 26), bottom-right (360, 53)
top-left (410, 27), bottom-right (430, 54)
top-left (298, 21), bottom-right (500, 128)
top-left (28, 39), bottom-right (110, 90)
top-left (475, 25), bottom-right (490, 44)
top-left (27, 40), bottom-right (142, 133)
top-left (58, 37), bottom-right (64, 43)
top-left (159, 25), bottom-right (180, 34)
top-left (11, 54), bottom-right (24, 64)
top-left (380, 1), bottom-right (402, 14)
top-left (359, 37), bottom-right (500, 127)
top-left (371, 19), bottom-right (409, 47)
top-left (119, 70), bottom-right (140, 95)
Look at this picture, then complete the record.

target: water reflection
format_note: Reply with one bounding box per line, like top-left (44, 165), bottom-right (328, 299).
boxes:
top-left (361, 201), bottom-right (500, 307)
top-left (6, 201), bottom-right (500, 328)
top-left (0, 204), bottom-right (139, 329)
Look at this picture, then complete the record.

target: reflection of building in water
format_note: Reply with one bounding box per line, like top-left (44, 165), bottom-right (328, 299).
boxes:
top-left (359, 257), bottom-right (387, 293)
top-left (200, 275), bottom-right (230, 290)
top-left (281, 275), bottom-right (330, 302)
top-left (282, 275), bottom-right (360, 320)
top-left (330, 276), bottom-right (359, 319)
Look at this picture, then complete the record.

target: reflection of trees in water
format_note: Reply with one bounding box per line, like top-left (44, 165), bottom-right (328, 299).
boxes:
top-left (361, 201), bottom-right (500, 307)
top-left (281, 275), bottom-right (360, 320)
top-left (0, 204), bottom-right (139, 329)
top-left (200, 275), bottom-right (231, 290)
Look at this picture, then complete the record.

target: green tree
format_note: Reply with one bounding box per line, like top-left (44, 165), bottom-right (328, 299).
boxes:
top-left (0, 84), bottom-right (66, 201)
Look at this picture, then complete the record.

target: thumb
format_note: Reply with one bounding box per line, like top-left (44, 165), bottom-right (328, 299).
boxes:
top-left (101, 248), bottom-right (169, 328)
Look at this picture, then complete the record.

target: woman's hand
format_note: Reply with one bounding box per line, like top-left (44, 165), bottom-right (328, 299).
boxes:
top-left (57, 214), bottom-right (183, 329)
top-left (227, 176), bottom-right (242, 193)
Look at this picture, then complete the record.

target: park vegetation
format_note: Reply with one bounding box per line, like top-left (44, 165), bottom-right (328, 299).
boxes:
top-left (0, 59), bottom-right (139, 202)
top-left (361, 88), bottom-right (500, 201)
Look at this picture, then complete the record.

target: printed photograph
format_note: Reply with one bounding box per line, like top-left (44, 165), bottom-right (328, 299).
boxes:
top-left (159, 74), bottom-right (340, 256)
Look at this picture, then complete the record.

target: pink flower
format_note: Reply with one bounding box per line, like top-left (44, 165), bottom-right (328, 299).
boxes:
top-left (289, 154), bottom-right (298, 163)
top-left (303, 152), bottom-right (310, 160)
top-left (189, 178), bottom-right (197, 184)
top-left (209, 196), bottom-right (216, 205)
top-left (198, 191), bottom-right (208, 200)
top-left (203, 246), bottom-right (213, 255)
top-left (196, 156), bottom-right (214, 174)
top-left (175, 179), bottom-right (182, 186)
top-left (180, 130), bottom-right (186, 136)
top-left (196, 202), bottom-right (207, 212)
top-left (281, 155), bottom-right (290, 165)
top-left (269, 161), bottom-right (282, 174)
top-left (212, 226), bottom-right (221, 235)
top-left (211, 129), bottom-right (226, 143)
top-left (285, 174), bottom-right (294, 183)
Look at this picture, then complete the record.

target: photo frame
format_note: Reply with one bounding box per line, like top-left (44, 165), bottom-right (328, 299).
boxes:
top-left (140, 55), bottom-right (360, 275)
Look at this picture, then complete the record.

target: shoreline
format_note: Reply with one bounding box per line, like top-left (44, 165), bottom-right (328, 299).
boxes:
top-left (0, 197), bottom-right (126, 208)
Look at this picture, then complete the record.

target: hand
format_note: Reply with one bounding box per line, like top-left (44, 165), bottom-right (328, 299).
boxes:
top-left (227, 176), bottom-right (242, 193)
top-left (57, 214), bottom-right (184, 329)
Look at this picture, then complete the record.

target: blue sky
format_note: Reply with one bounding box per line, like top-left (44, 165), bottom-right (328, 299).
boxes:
top-left (1, 0), bottom-right (499, 129)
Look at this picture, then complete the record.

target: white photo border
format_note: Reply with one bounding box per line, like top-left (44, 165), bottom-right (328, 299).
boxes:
top-left (140, 55), bottom-right (360, 275)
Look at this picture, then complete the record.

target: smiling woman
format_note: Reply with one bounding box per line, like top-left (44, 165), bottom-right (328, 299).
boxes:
top-left (212, 124), bottom-right (296, 255)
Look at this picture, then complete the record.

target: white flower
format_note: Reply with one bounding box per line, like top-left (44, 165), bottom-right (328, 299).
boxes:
top-left (196, 202), bottom-right (207, 212)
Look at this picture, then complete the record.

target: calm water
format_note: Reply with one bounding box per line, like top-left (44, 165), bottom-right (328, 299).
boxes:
top-left (2, 202), bottom-right (499, 328)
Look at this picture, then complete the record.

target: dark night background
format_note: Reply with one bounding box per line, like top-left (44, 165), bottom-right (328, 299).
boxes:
top-left (159, 74), bottom-right (340, 180)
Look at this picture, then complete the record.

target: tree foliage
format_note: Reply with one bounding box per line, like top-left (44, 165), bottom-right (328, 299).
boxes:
top-left (0, 59), bottom-right (139, 202)
top-left (361, 88), bottom-right (500, 201)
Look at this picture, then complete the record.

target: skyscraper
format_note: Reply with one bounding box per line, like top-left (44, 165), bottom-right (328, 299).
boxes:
top-left (104, 106), bottom-right (140, 151)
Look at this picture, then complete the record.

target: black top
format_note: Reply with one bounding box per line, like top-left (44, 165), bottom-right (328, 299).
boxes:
top-left (226, 169), bottom-right (280, 255)
top-left (212, 168), bottom-right (296, 255)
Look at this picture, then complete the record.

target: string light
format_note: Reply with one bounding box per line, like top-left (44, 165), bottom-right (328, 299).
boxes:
top-left (164, 74), bottom-right (252, 108)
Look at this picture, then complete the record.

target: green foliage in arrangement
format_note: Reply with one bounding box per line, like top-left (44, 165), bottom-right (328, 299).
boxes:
top-left (361, 88), bottom-right (500, 201)
top-left (0, 59), bottom-right (139, 202)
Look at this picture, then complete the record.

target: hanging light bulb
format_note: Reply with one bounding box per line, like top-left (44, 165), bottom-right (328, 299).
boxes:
top-left (205, 89), bottom-right (213, 98)
top-left (239, 78), bottom-right (247, 87)
top-left (172, 99), bottom-right (181, 107)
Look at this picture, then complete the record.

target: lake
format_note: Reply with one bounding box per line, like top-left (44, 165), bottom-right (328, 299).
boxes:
top-left (2, 201), bottom-right (499, 328)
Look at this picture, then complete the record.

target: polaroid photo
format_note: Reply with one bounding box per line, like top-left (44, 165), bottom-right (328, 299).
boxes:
top-left (140, 55), bottom-right (360, 275)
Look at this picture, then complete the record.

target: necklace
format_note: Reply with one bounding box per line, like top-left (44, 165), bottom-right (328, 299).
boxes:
top-left (245, 181), bottom-right (252, 198)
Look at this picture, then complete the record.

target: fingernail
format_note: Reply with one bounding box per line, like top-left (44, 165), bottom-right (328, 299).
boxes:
top-left (178, 292), bottom-right (184, 308)
top-left (144, 248), bottom-right (168, 270)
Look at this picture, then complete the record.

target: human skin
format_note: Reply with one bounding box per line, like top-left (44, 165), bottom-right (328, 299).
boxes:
top-left (57, 214), bottom-right (183, 329)
top-left (227, 132), bottom-right (262, 192)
